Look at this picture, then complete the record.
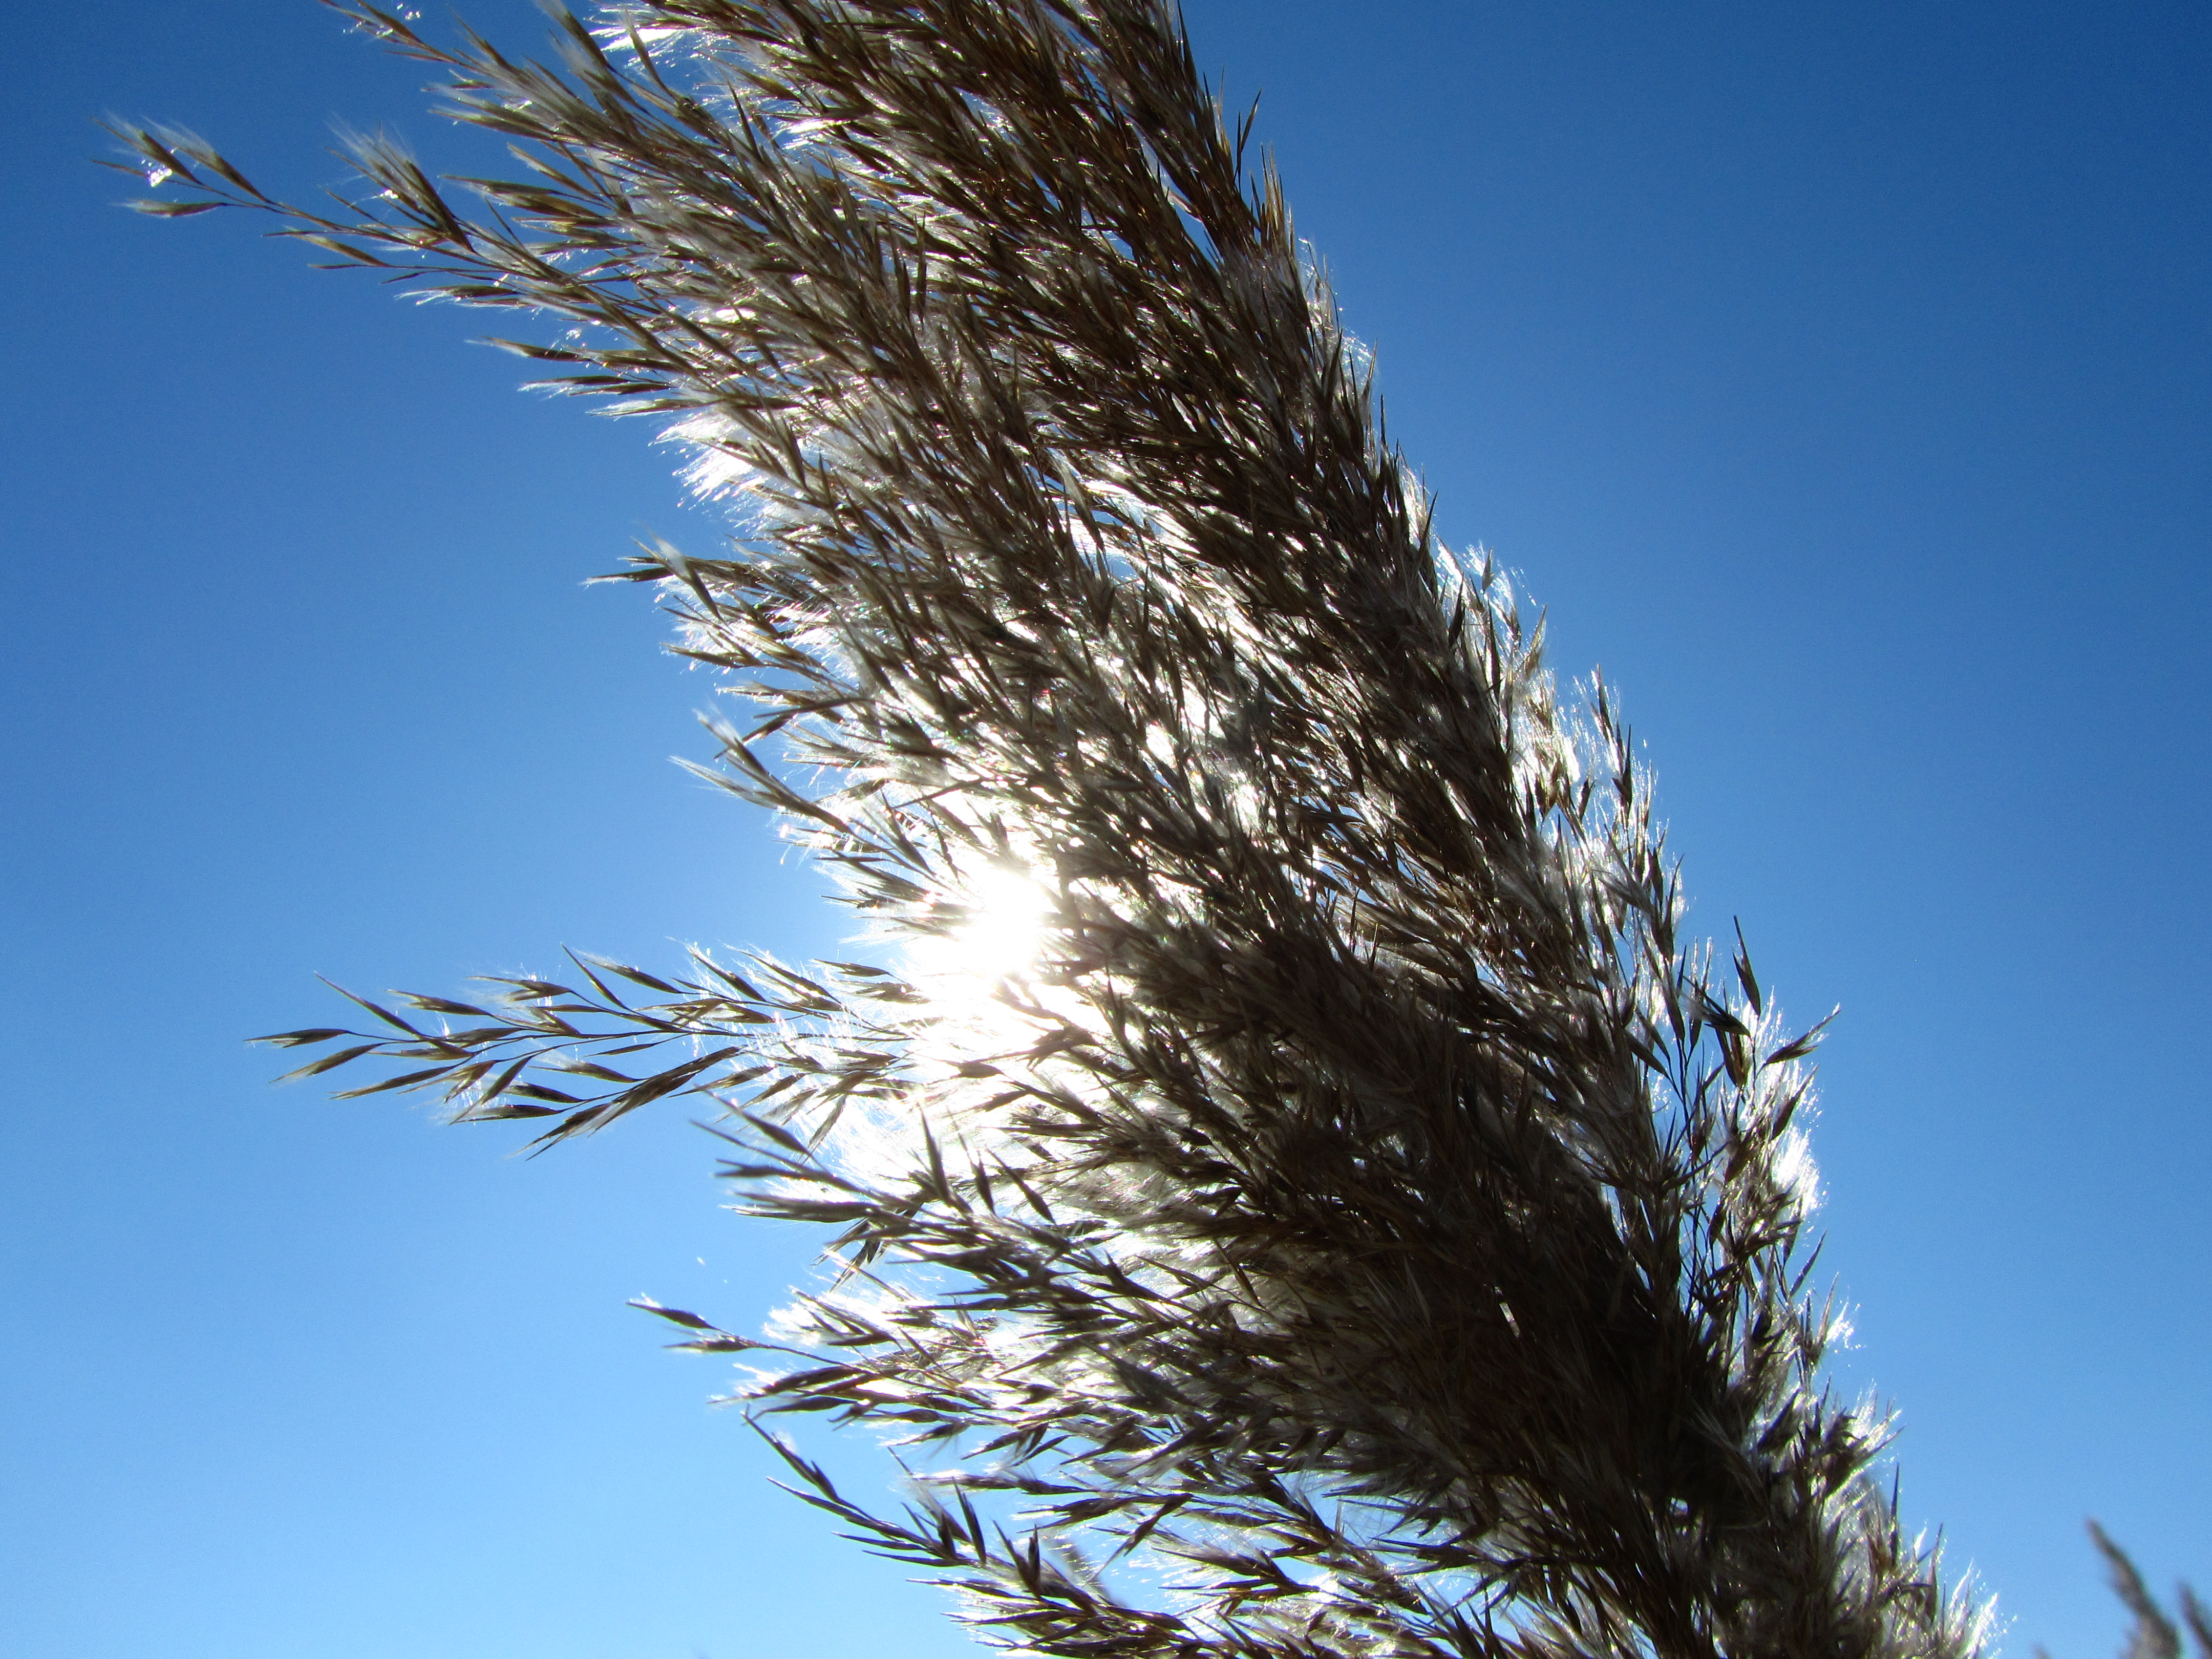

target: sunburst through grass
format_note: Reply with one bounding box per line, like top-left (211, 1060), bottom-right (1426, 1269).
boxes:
top-left (907, 861), bottom-right (1055, 992)
top-left (183, 3), bottom-right (1994, 1652)
top-left (895, 857), bottom-right (1062, 1067)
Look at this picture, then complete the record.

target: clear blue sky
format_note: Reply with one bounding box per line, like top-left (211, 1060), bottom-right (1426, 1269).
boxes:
top-left (5, 3), bottom-right (2206, 1655)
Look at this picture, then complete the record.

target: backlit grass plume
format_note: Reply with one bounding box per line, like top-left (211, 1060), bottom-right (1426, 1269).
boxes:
top-left (127, 3), bottom-right (1988, 1654)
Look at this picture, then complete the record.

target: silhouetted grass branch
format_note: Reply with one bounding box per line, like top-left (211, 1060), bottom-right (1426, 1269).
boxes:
top-left (142, 3), bottom-right (1991, 1654)
top-left (2064, 1525), bottom-right (2211, 1659)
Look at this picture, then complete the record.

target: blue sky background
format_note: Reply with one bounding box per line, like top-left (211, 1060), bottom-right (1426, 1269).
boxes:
top-left (5, 2), bottom-right (2206, 1655)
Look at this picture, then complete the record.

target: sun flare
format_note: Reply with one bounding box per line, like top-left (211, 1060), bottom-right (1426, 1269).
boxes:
top-left (907, 862), bottom-right (1053, 992)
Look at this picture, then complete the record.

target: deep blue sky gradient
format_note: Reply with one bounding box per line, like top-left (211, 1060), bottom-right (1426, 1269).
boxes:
top-left (6, 3), bottom-right (2207, 1654)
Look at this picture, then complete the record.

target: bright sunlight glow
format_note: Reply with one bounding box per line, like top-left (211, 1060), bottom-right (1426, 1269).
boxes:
top-left (907, 862), bottom-right (1054, 992)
